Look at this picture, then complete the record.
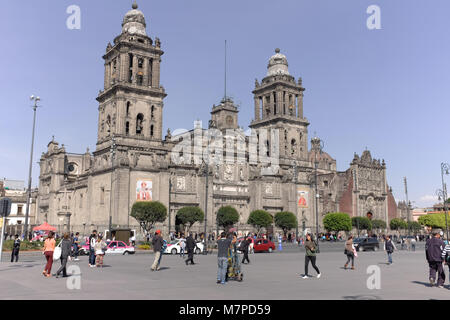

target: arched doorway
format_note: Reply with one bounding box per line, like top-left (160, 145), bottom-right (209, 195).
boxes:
top-left (175, 215), bottom-right (183, 236)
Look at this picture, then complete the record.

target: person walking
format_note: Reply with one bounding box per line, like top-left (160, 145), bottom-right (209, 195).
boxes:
top-left (302, 234), bottom-right (321, 279)
top-left (426, 231), bottom-right (446, 288)
top-left (385, 235), bottom-right (395, 265)
top-left (185, 233), bottom-right (196, 265)
top-left (88, 230), bottom-right (97, 267)
top-left (241, 237), bottom-right (250, 264)
top-left (11, 234), bottom-right (20, 263)
top-left (344, 236), bottom-right (356, 270)
top-left (411, 236), bottom-right (416, 252)
top-left (442, 240), bottom-right (450, 285)
top-left (151, 230), bottom-right (164, 271)
top-left (94, 234), bottom-right (107, 268)
top-left (217, 232), bottom-right (236, 284)
top-left (42, 231), bottom-right (56, 278)
top-left (179, 235), bottom-right (186, 258)
top-left (72, 232), bottom-right (80, 261)
top-left (56, 233), bottom-right (72, 278)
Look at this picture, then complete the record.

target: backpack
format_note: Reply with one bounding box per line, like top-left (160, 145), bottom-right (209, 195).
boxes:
top-left (161, 240), bottom-right (167, 252)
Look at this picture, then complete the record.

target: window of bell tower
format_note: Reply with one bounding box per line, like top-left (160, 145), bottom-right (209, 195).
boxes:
top-left (136, 114), bottom-right (144, 135)
top-left (151, 106), bottom-right (155, 120)
top-left (150, 125), bottom-right (154, 137)
top-left (126, 102), bottom-right (131, 117)
top-left (226, 115), bottom-right (233, 126)
top-left (126, 122), bottom-right (130, 135)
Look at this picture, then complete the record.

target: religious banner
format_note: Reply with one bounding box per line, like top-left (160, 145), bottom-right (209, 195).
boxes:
top-left (297, 188), bottom-right (308, 208)
top-left (136, 180), bottom-right (152, 201)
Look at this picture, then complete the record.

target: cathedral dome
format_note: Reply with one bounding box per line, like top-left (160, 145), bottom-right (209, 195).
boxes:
top-left (122, 2), bottom-right (147, 36)
top-left (266, 48), bottom-right (290, 77)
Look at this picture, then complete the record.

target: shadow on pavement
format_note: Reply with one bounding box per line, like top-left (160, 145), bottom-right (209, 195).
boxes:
top-left (342, 295), bottom-right (382, 300)
top-left (411, 281), bottom-right (433, 288)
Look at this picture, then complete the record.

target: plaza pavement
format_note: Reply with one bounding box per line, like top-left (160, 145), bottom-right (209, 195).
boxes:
top-left (0, 243), bottom-right (448, 300)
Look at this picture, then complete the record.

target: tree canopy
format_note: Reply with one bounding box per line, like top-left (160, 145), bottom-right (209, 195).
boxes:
top-left (274, 211), bottom-right (297, 236)
top-left (216, 206), bottom-right (239, 229)
top-left (130, 201), bottom-right (167, 234)
top-left (352, 216), bottom-right (372, 231)
top-left (418, 213), bottom-right (447, 229)
top-left (390, 218), bottom-right (408, 230)
top-left (323, 212), bottom-right (352, 233)
top-left (248, 210), bottom-right (273, 236)
top-left (176, 206), bottom-right (204, 233)
top-left (371, 219), bottom-right (387, 230)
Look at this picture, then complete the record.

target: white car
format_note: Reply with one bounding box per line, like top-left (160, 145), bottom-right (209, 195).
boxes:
top-left (164, 239), bottom-right (204, 255)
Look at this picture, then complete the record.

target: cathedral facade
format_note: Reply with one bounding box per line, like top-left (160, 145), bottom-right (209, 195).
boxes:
top-left (36, 3), bottom-right (399, 236)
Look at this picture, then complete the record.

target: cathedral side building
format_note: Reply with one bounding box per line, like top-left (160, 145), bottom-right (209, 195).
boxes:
top-left (36, 3), bottom-right (400, 236)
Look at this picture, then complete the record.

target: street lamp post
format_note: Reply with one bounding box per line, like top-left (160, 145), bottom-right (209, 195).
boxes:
top-left (203, 158), bottom-right (209, 255)
top-left (311, 135), bottom-right (324, 253)
top-left (439, 162), bottom-right (449, 240)
top-left (24, 95), bottom-right (41, 240)
top-left (292, 160), bottom-right (299, 241)
top-left (109, 135), bottom-right (116, 233)
top-left (404, 177), bottom-right (411, 237)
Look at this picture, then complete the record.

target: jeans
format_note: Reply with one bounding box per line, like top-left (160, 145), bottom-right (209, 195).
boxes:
top-left (89, 249), bottom-right (96, 265)
top-left (151, 251), bottom-right (161, 270)
top-left (72, 244), bottom-right (79, 258)
top-left (217, 257), bottom-right (228, 283)
top-left (242, 250), bottom-right (250, 263)
top-left (185, 249), bottom-right (194, 264)
top-left (56, 257), bottom-right (68, 276)
top-left (429, 261), bottom-right (446, 286)
top-left (345, 254), bottom-right (354, 267)
top-left (305, 255), bottom-right (320, 275)
top-left (11, 248), bottom-right (19, 262)
top-left (387, 252), bottom-right (393, 264)
top-left (44, 251), bottom-right (53, 274)
top-left (180, 248), bottom-right (185, 258)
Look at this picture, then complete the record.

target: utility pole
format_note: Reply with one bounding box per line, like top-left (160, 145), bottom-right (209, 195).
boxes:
top-left (109, 135), bottom-right (116, 233)
top-left (292, 161), bottom-right (299, 241)
top-left (404, 177), bottom-right (410, 237)
top-left (24, 95), bottom-right (41, 240)
top-left (203, 157), bottom-right (209, 255)
top-left (169, 177), bottom-right (172, 238)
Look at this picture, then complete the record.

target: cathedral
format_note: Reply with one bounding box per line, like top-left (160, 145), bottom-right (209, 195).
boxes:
top-left (36, 3), bottom-right (399, 237)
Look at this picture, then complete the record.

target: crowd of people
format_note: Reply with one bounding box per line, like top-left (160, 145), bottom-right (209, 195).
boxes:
top-left (5, 226), bottom-right (448, 290)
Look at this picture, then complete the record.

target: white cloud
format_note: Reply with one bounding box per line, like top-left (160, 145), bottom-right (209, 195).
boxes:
top-left (416, 194), bottom-right (438, 208)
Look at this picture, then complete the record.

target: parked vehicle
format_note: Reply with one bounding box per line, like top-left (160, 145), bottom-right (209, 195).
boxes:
top-left (79, 240), bottom-right (135, 255)
top-left (253, 238), bottom-right (275, 253)
top-left (354, 237), bottom-right (379, 251)
top-left (163, 239), bottom-right (204, 255)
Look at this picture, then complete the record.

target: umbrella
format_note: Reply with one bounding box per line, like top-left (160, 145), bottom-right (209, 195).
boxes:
top-left (32, 222), bottom-right (56, 232)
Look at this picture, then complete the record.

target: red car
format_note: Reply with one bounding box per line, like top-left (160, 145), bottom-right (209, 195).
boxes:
top-left (253, 238), bottom-right (275, 253)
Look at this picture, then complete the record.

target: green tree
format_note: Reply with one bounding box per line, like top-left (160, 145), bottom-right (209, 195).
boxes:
top-left (248, 210), bottom-right (273, 236)
top-left (418, 214), bottom-right (446, 229)
top-left (407, 221), bottom-right (422, 234)
top-left (274, 211), bottom-right (298, 237)
top-left (352, 217), bottom-right (372, 231)
top-left (176, 206), bottom-right (204, 234)
top-left (130, 201), bottom-right (167, 235)
top-left (371, 219), bottom-right (387, 230)
top-left (323, 212), bottom-right (352, 233)
top-left (216, 206), bottom-right (239, 230)
top-left (390, 218), bottom-right (408, 230)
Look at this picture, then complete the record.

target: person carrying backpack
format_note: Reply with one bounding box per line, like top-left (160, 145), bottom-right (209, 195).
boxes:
top-left (11, 234), bottom-right (20, 263)
top-left (385, 235), bottom-right (395, 265)
top-left (241, 237), bottom-right (250, 264)
top-left (441, 240), bottom-right (450, 286)
top-left (426, 231), bottom-right (446, 288)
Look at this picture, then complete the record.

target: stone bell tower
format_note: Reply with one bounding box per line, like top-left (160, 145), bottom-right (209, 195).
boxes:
top-left (250, 49), bottom-right (309, 162)
top-left (96, 1), bottom-right (167, 151)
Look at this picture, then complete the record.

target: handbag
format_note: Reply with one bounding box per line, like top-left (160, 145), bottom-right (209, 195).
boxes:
top-left (53, 240), bottom-right (63, 260)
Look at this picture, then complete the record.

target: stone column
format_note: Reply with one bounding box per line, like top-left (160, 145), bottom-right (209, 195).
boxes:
top-left (104, 62), bottom-right (110, 89)
top-left (297, 92), bottom-right (304, 119)
top-left (152, 58), bottom-right (160, 88)
top-left (277, 90), bottom-right (282, 115)
top-left (270, 93), bottom-right (275, 116)
top-left (254, 96), bottom-right (260, 120)
top-left (143, 58), bottom-right (149, 86)
top-left (132, 56), bottom-right (138, 84)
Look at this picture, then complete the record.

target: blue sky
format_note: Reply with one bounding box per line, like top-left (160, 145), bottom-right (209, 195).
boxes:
top-left (0, 0), bottom-right (449, 208)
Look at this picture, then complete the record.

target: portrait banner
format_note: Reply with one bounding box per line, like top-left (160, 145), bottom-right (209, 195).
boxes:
top-left (297, 188), bottom-right (308, 208)
top-left (136, 180), bottom-right (152, 202)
